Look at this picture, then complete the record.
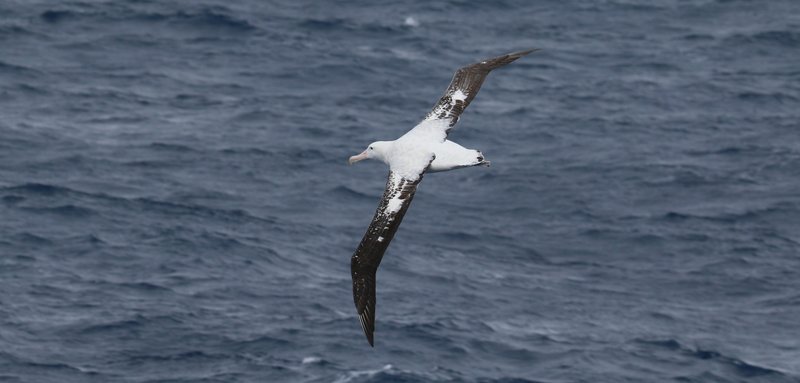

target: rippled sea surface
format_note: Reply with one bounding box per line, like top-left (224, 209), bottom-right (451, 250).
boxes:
top-left (2, 0), bottom-right (799, 382)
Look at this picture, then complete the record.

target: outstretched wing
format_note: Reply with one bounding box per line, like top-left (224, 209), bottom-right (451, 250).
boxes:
top-left (414, 49), bottom-right (537, 141)
top-left (351, 171), bottom-right (423, 346)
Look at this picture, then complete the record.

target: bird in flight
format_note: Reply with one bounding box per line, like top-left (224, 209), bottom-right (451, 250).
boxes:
top-left (348, 49), bottom-right (537, 346)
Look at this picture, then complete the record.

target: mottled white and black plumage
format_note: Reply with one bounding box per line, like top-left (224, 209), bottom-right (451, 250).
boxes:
top-left (348, 49), bottom-right (536, 346)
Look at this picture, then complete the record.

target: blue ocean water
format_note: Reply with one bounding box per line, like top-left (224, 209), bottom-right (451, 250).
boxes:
top-left (1, 0), bottom-right (799, 381)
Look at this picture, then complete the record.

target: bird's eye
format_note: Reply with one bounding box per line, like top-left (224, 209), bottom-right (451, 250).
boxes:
top-left (369, 146), bottom-right (374, 150)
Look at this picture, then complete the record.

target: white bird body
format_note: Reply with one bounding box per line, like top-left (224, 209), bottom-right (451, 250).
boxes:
top-left (428, 139), bottom-right (488, 173)
top-left (346, 49), bottom-right (536, 346)
top-left (382, 139), bottom-right (487, 176)
top-left (353, 117), bottom-right (488, 180)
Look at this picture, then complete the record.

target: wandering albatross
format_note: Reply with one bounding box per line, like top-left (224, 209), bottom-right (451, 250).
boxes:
top-left (348, 49), bottom-right (537, 346)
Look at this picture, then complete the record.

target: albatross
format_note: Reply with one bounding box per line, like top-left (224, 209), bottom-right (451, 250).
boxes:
top-left (348, 49), bottom-right (537, 346)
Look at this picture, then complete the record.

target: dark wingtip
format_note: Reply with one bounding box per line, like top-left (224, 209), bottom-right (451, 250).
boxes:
top-left (357, 310), bottom-right (375, 347)
top-left (480, 49), bottom-right (540, 71)
top-left (511, 48), bottom-right (540, 57)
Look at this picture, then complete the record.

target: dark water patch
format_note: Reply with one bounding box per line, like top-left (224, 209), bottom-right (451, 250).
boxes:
top-left (229, 108), bottom-right (283, 123)
top-left (129, 197), bottom-right (277, 224)
top-left (328, 185), bottom-right (374, 201)
top-left (38, 7), bottom-right (256, 33)
top-left (62, 234), bottom-right (106, 247)
top-left (164, 9), bottom-right (257, 32)
top-left (682, 33), bottom-right (716, 41)
top-left (169, 93), bottom-right (224, 109)
top-left (756, 293), bottom-right (800, 307)
top-left (2, 195), bottom-right (25, 205)
top-left (86, 116), bottom-right (149, 125)
top-left (0, 24), bottom-right (38, 38)
top-left (1, 85), bottom-right (46, 102)
top-left (466, 339), bottom-right (541, 364)
top-left (299, 18), bottom-right (403, 35)
top-left (87, 280), bottom-right (173, 294)
top-left (0, 350), bottom-right (99, 376)
top-left (40, 10), bottom-right (76, 23)
top-left (635, 338), bottom-right (786, 378)
top-left (79, 319), bottom-right (143, 335)
top-left (686, 145), bottom-right (753, 156)
top-left (217, 147), bottom-right (275, 158)
top-left (1, 183), bottom-right (72, 196)
top-left (642, 169), bottom-right (723, 187)
top-left (121, 159), bottom-right (177, 168)
top-left (661, 201), bottom-right (797, 224)
top-left (145, 142), bottom-right (198, 153)
top-left (11, 232), bottom-right (53, 245)
top-left (724, 30), bottom-right (800, 47)
top-left (736, 91), bottom-right (798, 103)
top-left (611, 61), bottom-right (681, 72)
top-left (477, 378), bottom-right (546, 383)
top-left (3, 182), bottom-right (276, 227)
top-left (751, 30), bottom-right (800, 46)
top-left (78, 314), bottom-right (183, 335)
top-left (20, 205), bottom-right (95, 218)
top-left (287, 147), bottom-right (326, 160)
top-left (690, 349), bottom-right (784, 378)
top-left (0, 60), bottom-right (40, 76)
top-left (229, 334), bottom-right (293, 352)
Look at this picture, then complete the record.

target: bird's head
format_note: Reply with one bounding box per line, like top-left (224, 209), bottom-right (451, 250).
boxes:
top-left (349, 141), bottom-right (390, 165)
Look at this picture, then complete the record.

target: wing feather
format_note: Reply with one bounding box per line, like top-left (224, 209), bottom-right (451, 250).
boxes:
top-left (351, 171), bottom-right (423, 346)
top-left (419, 49), bottom-right (538, 140)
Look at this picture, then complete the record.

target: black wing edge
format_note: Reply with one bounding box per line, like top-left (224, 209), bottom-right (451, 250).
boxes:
top-left (425, 49), bottom-right (540, 129)
top-left (351, 172), bottom-right (423, 347)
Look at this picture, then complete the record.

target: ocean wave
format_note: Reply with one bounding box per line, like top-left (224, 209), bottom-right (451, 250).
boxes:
top-left (301, 356), bottom-right (327, 365)
top-left (641, 169), bottom-right (726, 187)
top-left (328, 185), bottom-right (375, 201)
top-left (1, 194), bottom-right (25, 205)
top-left (0, 182), bottom-right (279, 226)
top-left (0, 351), bottom-right (98, 376)
top-left (750, 30), bottom-right (800, 46)
top-left (756, 293), bottom-right (800, 307)
top-left (78, 314), bottom-right (183, 335)
top-left (466, 339), bottom-right (541, 363)
top-left (736, 91), bottom-right (798, 103)
top-left (484, 319), bottom-right (559, 342)
top-left (477, 378), bottom-right (546, 383)
top-left (11, 232), bottom-right (53, 245)
top-left (39, 9), bottom-right (75, 23)
top-left (332, 364), bottom-right (468, 383)
top-left (39, 7), bottom-right (256, 33)
top-left (661, 201), bottom-right (797, 223)
top-left (230, 334), bottom-right (293, 351)
top-left (299, 18), bottom-right (404, 35)
top-left (161, 9), bottom-right (256, 32)
top-left (143, 142), bottom-right (198, 153)
top-left (682, 33), bottom-right (716, 41)
top-left (126, 350), bottom-right (225, 364)
top-left (1, 183), bottom-right (72, 196)
top-left (723, 30), bottom-right (800, 47)
top-left (0, 24), bottom-right (38, 38)
top-left (20, 204), bottom-right (95, 218)
top-left (0, 60), bottom-right (40, 76)
top-left (87, 280), bottom-right (173, 294)
top-left (635, 338), bottom-right (787, 378)
top-left (229, 108), bottom-right (283, 123)
top-left (332, 364), bottom-right (393, 383)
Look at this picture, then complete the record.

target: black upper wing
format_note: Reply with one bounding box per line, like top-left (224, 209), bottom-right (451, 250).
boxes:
top-left (422, 49), bottom-right (538, 138)
top-left (351, 171), bottom-right (423, 347)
